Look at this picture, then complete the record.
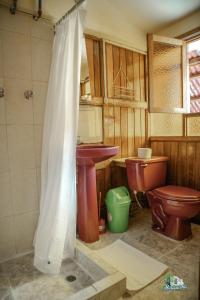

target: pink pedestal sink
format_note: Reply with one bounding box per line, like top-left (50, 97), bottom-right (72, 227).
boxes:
top-left (76, 145), bottom-right (119, 243)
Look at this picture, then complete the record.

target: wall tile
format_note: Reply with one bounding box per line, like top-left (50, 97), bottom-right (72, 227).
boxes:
top-left (0, 172), bottom-right (12, 218)
top-left (0, 31), bottom-right (3, 78)
top-left (7, 125), bottom-right (35, 172)
top-left (11, 168), bottom-right (38, 214)
top-left (32, 38), bottom-right (52, 81)
top-left (14, 211), bottom-right (38, 253)
top-left (0, 125), bottom-right (9, 173)
top-left (33, 81), bottom-right (47, 124)
top-left (3, 31), bottom-right (31, 80)
top-left (5, 79), bottom-right (33, 125)
top-left (34, 125), bottom-right (43, 168)
top-left (0, 6), bottom-right (31, 35)
top-left (150, 113), bottom-right (183, 136)
top-left (0, 216), bottom-right (15, 261)
top-left (0, 78), bottom-right (6, 124)
top-left (187, 117), bottom-right (200, 136)
top-left (31, 19), bottom-right (53, 41)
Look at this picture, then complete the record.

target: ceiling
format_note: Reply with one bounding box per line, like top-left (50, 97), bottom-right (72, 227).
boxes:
top-left (1, 0), bottom-right (200, 32)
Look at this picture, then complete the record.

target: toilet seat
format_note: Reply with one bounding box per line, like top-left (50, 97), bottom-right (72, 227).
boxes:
top-left (153, 185), bottom-right (200, 202)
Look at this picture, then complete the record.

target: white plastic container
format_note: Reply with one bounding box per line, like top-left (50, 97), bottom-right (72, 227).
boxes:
top-left (138, 148), bottom-right (152, 159)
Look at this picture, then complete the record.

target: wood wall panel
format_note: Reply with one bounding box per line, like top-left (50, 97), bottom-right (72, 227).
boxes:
top-left (150, 137), bottom-right (200, 190)
top-left (85, 36), bottom-right (103, 98)
top-left (105, 43), bottom-right (146, 102)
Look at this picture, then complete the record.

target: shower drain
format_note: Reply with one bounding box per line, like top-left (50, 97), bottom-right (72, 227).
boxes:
top-left (66, 275), bottom-right (76, 282)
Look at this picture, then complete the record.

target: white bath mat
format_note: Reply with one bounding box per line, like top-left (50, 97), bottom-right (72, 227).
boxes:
top-left (95, 239), bottom-right (168, 293)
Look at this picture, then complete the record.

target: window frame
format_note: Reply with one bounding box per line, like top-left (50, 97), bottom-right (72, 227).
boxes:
top-left (177, 27), bottom-right (200, 116)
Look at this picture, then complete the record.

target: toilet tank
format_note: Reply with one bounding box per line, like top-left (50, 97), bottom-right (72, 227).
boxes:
top-left (125, 156), bottom-right (168, 192)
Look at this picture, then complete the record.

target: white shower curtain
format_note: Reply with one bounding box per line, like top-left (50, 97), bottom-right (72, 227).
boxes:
top-left (34, 4), bottom-right (86, 275)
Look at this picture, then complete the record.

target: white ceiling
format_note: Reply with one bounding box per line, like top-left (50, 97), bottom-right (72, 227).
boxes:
top-left (2, 0), bottom-right (200, 32)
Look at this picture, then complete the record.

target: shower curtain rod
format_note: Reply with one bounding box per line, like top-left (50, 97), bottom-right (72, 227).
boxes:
top-left (55, 0), bottom-right (86, 27)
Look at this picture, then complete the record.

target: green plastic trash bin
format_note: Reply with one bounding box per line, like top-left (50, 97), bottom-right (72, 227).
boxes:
top-left (105, 186), bottom-right (131, 233)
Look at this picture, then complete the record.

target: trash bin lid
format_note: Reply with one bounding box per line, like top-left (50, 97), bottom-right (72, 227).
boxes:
top-left (105, 186), bottom-right (131, 206)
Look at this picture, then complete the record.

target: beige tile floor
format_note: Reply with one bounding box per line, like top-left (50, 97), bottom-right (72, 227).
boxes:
top-left (84, 209), bottom-right (200, 300)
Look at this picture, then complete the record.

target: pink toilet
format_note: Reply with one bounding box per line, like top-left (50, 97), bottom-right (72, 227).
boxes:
top-left (126, 156), bottom-right (200, 240)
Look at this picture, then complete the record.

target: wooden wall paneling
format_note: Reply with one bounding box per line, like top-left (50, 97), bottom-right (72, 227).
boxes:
top-left (128, 108), bottom-right (135, 157)
top-left (150, 138), bottom-right (200, 190)
top-left (113, 46), bottom-right (120, 96)
top-left (163, 141), bottom-right (172, 184)
top-left (134, 109), bottom-right (142, 154)
top-left (186, 142), bottom-right (196, 188)
top-left (195, 143), bottom-right (200, 190)
top-left (176, 142), bottom-right (187, 186)
top-left (114, 106), bottom-right (122, 157)
top-left (93, 40), bottom-right (101, 97)
top-left (169, 142), bottom-right (178, 185)
top-left (151, 141), bottom-right (164, 156)
top-left (85, 38), bottom-right (95, 97)
top-left (132, 52), bottom-right (140, 101)
top-left (121, 107), bottom-right (128, 157)
top-left (103, 105), bottom-right (115, 145)
top-left (126, 50), bottom-right (134, 97)
top-left (139, 54), bottom-right (145, 102)
top-left (119, 48), bottom-right (127, 97)
top-left (106, 43), bottom-right (113, 98)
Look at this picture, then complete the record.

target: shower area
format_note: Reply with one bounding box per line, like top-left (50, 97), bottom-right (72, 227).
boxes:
top-left (0, 1), bottom-right (125, 299)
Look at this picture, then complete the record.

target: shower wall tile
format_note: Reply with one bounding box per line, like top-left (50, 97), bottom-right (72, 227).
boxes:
top-left (0, 10), bottom-right (53, 260)
top-left (31, 38), bottom-right (52, 82)
top-left (5, 79), bottom-right (33, 125)
top-left (0, 78), bottom-right (6, 124)
top-left (0, 31), bottom-right (3, 77)
top-left (0, 172), bottom-right (12, 218)
top-left (31, 19), bottom-right (53, 41)
top-left (0, 216), bottom-right (15, 261)
top-left (34, 125), bottom-right (43, 168)
top-left (0, 125), bottom-right (9, 173)
top-left (7, 125), bottom-right (35, 172)
top-left (3, 31), bottom-right (31, 80)
top-left (14, 211), bottom-right (38, 253)
top-left (33, 81), bottom-right (47, 124)
top-left (10, 168), bottom-right (38, 214)
top-left (0, 7), bottom-right (31, 36)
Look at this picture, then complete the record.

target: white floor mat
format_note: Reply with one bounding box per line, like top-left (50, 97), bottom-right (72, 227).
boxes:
top-left (95, 239), bottom-right (168, 293)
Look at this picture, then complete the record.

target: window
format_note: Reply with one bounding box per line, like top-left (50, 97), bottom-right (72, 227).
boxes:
top-left (187, 39), bottom-right (200, 113)
top-left (148, 30), bottom-right (200, 114)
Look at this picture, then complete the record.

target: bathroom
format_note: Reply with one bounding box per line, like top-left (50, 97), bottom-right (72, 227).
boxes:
top-left (0, 0), bottom-right (200, 299)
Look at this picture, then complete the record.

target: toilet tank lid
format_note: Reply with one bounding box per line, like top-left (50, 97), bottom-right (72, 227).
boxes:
top-left (125, 156), bottom-right (168, 164)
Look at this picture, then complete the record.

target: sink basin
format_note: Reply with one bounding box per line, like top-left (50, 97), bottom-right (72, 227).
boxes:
top-left (76, 144), bottom-right (119, 164)
top-left (76, 145), bottom-right (119, 243)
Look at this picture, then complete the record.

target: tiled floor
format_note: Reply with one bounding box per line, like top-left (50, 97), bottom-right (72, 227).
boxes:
top-left (84, 209), bottom-right (200, 300)
top-left (0, 209), bottom-right (199, 300)
top-left (0, 255), bottom-right (94, 299)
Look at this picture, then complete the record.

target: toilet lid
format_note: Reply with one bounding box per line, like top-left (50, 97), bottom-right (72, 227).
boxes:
top-left (154, 185), bottom-right (200, 202)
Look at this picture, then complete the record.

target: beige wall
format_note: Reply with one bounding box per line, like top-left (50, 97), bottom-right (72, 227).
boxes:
top-left (150, 10), bottom-right (200, 137)
top-left (0, 6), bottom-right (53, 261)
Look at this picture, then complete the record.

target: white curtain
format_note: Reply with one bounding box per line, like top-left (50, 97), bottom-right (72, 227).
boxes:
top-left (33, 3), bottom-right (86, 275)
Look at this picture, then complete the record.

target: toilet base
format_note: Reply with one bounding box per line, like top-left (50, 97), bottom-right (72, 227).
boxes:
top-left (152, 216), bottom-right (192, 241)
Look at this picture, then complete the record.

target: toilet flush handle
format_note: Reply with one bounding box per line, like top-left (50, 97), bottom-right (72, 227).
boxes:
top-left (140, 164), bottom-right (148, 168)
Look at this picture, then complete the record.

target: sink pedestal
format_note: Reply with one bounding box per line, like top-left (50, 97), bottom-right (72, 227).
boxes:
top-left (76, 145), bottom-right (119, 243)
top-left (77, 162), bottom-right (99, 243)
